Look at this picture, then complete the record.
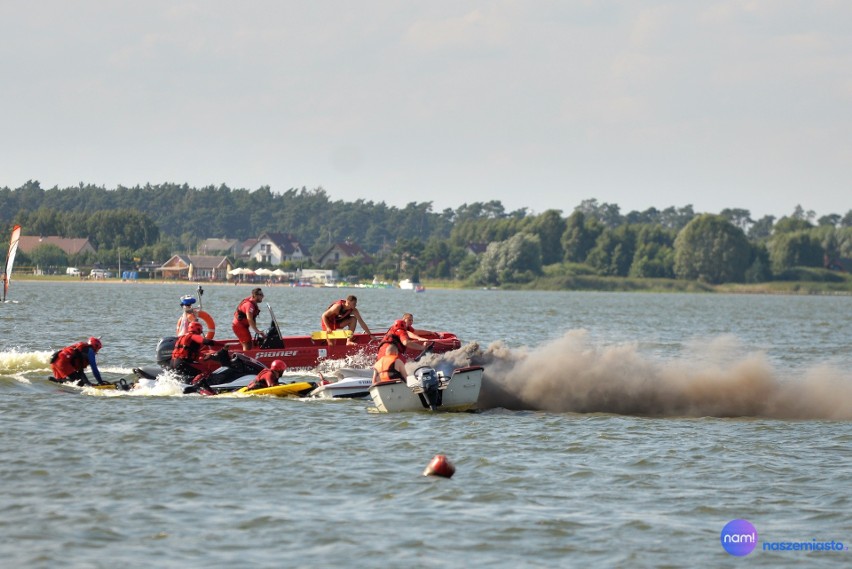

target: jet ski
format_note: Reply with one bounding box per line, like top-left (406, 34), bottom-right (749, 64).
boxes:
top-left (130, 346), bottom-right (315, 397)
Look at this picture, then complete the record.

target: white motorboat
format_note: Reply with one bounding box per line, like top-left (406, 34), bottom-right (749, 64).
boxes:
top-left (309, 369), bottom-right (373, 399)
top-left (368, 365), bottom-right (483, 413)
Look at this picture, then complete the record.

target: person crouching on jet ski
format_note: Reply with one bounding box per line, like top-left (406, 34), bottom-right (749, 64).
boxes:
top-left (170, 322), bottom-right (215, 379)
top-left (245, 359), bottom-right (287, 391)
top-left (50, 337), bottom-right (106, 386)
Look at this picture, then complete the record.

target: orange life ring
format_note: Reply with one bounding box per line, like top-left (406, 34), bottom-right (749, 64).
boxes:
top-left (198, 310), bottom-right (216, 339)
top-left (176, 310), bottom-right (216, 339)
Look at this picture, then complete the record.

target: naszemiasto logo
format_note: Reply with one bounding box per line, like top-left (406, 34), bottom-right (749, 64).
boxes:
top-left (721, 519), bottom-right (758, 556)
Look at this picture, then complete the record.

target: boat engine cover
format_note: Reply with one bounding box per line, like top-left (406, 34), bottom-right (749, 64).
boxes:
top-left (414, 367), bottom-right (440, 391)
top-left (156, 336), bottom-right (177, 366)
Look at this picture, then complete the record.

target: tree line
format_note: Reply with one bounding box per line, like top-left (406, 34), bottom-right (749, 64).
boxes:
top-left (2, 181), bottom-right (850, 285)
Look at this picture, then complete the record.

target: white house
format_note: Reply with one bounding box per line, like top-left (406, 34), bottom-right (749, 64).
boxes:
top-left (245, 232), bottom-right (307, 265)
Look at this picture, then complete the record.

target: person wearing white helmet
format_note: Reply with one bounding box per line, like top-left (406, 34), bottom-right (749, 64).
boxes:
top-left (176, 295), bottom-right (199, 336)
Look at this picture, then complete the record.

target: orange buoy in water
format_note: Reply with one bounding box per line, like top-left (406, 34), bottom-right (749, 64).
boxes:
top-left (423, 454), bottom-right (455, 478)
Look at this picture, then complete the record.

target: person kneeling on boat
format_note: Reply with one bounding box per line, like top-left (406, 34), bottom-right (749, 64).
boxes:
top-left (321, 295), bottom-right (372, 346)
top-left (246, 359), bottom-right (287, 391)
top-left (49, 337), bottom-right (106, 387)
top-left (170, 322), bottom-right (215, 379)
top-left (372, 343), bottom-right (408, 384)
top-left (377, 313), bottom-right (434, 362)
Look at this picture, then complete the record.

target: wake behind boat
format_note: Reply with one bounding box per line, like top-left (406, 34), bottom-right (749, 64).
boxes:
top-left (369, 365), bottom-right (483, 413)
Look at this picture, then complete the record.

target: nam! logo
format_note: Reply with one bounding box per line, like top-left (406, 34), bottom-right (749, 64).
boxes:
top-left (721, 519), bottom-right (758, 556)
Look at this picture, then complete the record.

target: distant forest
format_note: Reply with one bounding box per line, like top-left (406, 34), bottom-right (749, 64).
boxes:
top-left (2, 180), bottom-right (851, 286)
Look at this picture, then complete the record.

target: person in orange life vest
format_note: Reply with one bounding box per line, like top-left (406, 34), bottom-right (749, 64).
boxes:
top-left (176, 295), bottom-right (199, 336)
top-left (320, 295), bottom-right (371, 346)
top-left (170, 322), bottom-right (215, 378)
top-left (50, 337), bottom-right (105, 386)
top-left (232, 287), bottom-right (266, 350)
top-left (246, 359), bottom-right (287, 391)
top-left (372, 343), bottom-right (408, 384)
top-left (377, 313), bottom-right (434, 362)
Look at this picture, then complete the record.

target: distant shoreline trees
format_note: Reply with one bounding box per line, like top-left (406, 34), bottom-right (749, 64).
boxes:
top-left (1, 181), bottom-right (850, 285)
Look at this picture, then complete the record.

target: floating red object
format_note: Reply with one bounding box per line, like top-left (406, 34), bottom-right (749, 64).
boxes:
top-left (423, 454), bottom-right (455, 478)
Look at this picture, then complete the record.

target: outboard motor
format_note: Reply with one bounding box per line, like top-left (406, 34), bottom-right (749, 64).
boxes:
top-left (413, 366), bottom-right (442, 411)
top-left (155, 336), bottom-right (177, 367)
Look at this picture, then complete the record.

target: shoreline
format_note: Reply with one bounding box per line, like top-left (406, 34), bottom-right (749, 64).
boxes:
top-left (7, 274), bottom-right (851, 296)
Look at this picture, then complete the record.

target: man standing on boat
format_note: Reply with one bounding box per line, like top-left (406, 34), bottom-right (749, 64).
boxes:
top-left (321, 295), bottom-right (371, 346)
top-left (49, 337), bottom-right (105, 386)
top-left (378, 313), bottom-right (434, 362)
top-left (232, 288), bottom-right (266, 350)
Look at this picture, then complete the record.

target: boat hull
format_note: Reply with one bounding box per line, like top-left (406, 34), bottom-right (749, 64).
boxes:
top-left (309, 375), bottom-right (373, 399)
top-left (156, 330), bottom-right (462, 372)
top-left (369, 366), bottom-right (483, 413)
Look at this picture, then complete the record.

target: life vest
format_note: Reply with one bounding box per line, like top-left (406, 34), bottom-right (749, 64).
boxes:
top-left (375, 354), bottom-right (403, 382)
top-left (247, 368), bottom-right (278, 390)
top-left (328, 300), bottom-right (353, 323)
top-left (233, 297), bottom-right (259, 324)
top-left (380, 319), bottom-right (408, 350)
top-left (61, 342), bottom-right (90, 370)
top-left (51, 342), bottom-right (93, 379)
top-left (172, 333), bottom-right (203, 362)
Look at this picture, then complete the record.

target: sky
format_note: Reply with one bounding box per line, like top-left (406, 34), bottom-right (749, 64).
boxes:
top-left (1, 1), bottom-right (850, 221)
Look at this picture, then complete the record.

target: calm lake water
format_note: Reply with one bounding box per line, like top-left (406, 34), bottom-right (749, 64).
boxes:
top-left (1, 281), bottom-right (851, 567)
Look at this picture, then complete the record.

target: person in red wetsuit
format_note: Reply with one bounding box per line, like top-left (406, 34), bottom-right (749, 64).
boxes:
top-left (372, 344), bottom-right (408, 384)
top-left (170, 322), bottom-right (215, 379)
top-left (320, 295), bottom-right (371, 346)
top-left (377, 313), bottom-right (434, 362)
top-left (246, 359), bottom-right (287, 391)
top-left (50, 337), bottom-right (105, 386)
top-left (232, 287), bottom-right (266, 350)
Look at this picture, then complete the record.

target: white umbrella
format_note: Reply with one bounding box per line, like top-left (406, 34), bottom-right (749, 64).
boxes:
top-left (271, 269), bottom-right (287, 276)
top-left (255, 268), bottom-right (273, 276)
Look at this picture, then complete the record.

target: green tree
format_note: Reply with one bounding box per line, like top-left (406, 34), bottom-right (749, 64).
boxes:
top-left (473, 233), bottom-right (542, 286)
top-left (586, 225), bottom-right (637, 277)
top-left (629, 225), bottom-right (675, 278)
top-left (674, 214), bottom-right (751, 284)
top-left (747, 215), bottom-right (776, 241)
top-left (526, 209), bottom-right (565, 265)
top-left (767, 231), bottom-right (824, 273)
top-left (29, 243), bottom-right (68, 270)
top-left (561, 211), bottom-right (603, 263)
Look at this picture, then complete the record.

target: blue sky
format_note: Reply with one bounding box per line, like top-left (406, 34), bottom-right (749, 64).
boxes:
top-left (2, 1), bottom-right (850, 220)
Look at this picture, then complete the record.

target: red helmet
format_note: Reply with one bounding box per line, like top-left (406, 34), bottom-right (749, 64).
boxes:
top-left (188, 322), bottom-right (203, 334)
top-left (88, 337), bottom-right (102, 352)
top-left (270, 360), bottom-right (287, 372)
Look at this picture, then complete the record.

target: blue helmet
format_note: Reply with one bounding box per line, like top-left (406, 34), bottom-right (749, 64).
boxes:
top-left (180, 295), bottom-right (197, 306)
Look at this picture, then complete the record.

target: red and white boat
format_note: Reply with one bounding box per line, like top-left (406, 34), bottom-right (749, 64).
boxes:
top-left (154, 306), bottom-right (462, 373)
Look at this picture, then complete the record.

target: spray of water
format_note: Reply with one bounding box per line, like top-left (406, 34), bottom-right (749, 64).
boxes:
top-left (420, 330), bottom-right (852, 420)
